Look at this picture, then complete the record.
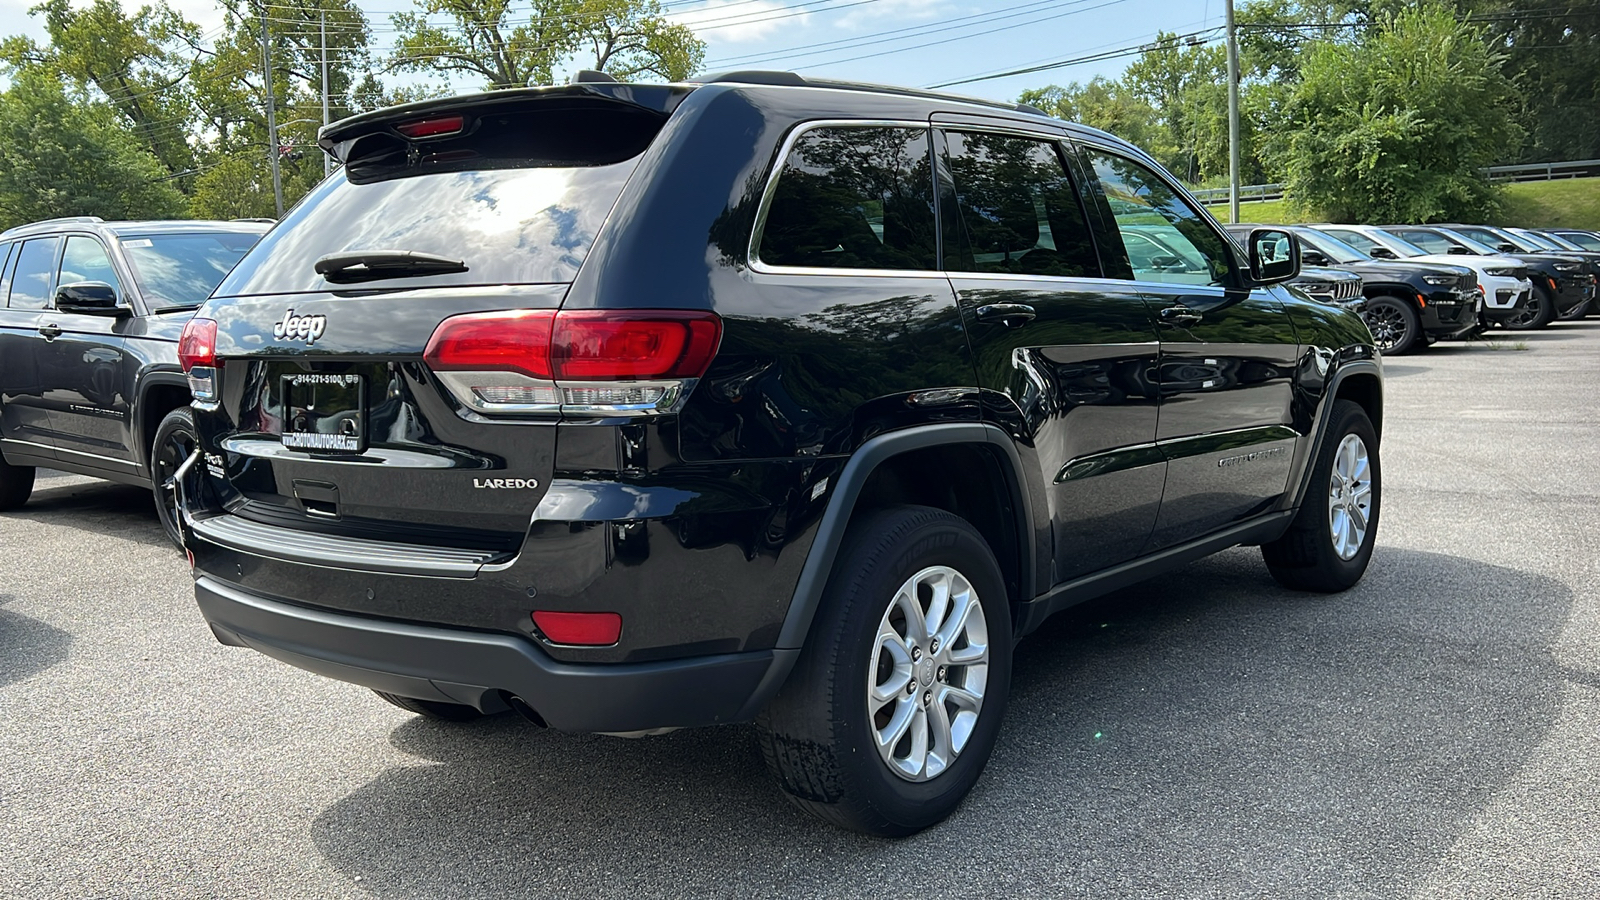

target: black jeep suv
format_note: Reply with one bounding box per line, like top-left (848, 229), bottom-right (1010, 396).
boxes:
top-left (0, 217), bottom-right (268, 543)
top-left (176, 74), bottom-right (1382, 836)
top-left (1382, 224), bottom-right (1592, 328)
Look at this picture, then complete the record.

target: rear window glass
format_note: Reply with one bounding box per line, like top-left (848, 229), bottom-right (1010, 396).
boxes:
top-left (119, 232), bottom-right (263, 307)
top-left (941, 131), bottom-right (1099, 277)
top-left (8, 237), bottom-right (59, 309)
top-left (756, 126), bottom-right (937, 271)
top-left (213, 161), bottom-right (639, 296)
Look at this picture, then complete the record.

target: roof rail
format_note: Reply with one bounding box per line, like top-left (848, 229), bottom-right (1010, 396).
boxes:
top-left (231, 217), bottom-right (277, 223)
top-left (0, 215), bottom-right (105, 239)
top-left (694, 70), bottom-right (1051, 120)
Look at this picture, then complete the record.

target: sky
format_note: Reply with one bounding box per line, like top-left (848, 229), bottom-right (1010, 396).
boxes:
top-left (0, 0), bottom-right (1220, 104)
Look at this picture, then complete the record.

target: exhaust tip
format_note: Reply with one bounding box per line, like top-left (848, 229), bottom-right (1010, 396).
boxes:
top-left (502, 693), bottom-right (548, 728)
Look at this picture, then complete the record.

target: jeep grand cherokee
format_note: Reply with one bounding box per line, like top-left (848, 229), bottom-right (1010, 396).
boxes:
top-left (176, 72), bottom-right (1382, 836)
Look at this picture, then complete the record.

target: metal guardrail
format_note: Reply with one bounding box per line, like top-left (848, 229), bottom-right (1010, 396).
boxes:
top-left (1192, 183), bottom-right (1285, 205)
top-left (1483, 159), bottom-right (1600, 182)
top-left (1191, 159), bottom-right (1600, 203)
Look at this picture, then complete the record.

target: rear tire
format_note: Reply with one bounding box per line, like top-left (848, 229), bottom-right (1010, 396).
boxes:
top-left (373, 690), bottom-right (485, 722)
top-left (1504, 285), bottom-right (1556, 329)
top-left (1362, 296), bottom-right (1420, 354)
top-left (150, 407), bottom-right (197, 550)
top-left (0, 453), bottom-right (34, 510)
top-left (1262, 400), bottom-right (1380, 592)
top-left (757, 505), bottom-right (1013, 836)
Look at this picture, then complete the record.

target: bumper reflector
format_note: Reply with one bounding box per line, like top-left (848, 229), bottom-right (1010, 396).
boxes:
top-left (532, 611), bottom-right (623, 646)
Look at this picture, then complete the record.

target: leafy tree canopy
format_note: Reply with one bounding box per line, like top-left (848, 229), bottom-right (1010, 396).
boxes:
top-left (1282, 1), bottom-right (1521, 222)
top-left (0, 69), bottom-right (185, 229)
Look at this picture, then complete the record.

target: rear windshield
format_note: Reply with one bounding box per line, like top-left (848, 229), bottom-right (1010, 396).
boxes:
top-left (214, 161), bottom-right (638, 296)
top-left (120, 232), bottom-right (263, 307)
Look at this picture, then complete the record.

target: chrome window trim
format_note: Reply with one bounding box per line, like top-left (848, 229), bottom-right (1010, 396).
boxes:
top-left (747, 119), bottom-right (936, 278)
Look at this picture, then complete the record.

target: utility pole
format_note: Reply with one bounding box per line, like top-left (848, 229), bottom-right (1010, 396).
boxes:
top-left (1225, 0), bottom-right (1241, 225)
top-left (262, 7), bottom-right (284, 216)
top-left (321, 10), bottom-right (331, 177)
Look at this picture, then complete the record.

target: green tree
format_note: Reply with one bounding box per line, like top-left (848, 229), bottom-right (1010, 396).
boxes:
top-left (0, 70), bottom-right (185, 229)
top-left (1281, 2), bottom-right (1521, 222)
top-left (389, 0), bottom-right (704, 90)
top-left (1, 0), bottom-right (203, 177)
top-left (1020, 77), bottom-right (1173, 164)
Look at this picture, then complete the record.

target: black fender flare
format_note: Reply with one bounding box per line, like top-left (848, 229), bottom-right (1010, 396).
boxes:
top-left (1284, 358), bottom-right (1383, 513)
top-left (131, 370), bottom-right (191, 472)
top-left (734, 422), bottom-right (1035, 718)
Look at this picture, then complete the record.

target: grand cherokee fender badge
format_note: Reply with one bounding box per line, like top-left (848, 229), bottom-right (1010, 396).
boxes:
top-left (473, 478), bottom-right (540, 489)
top-left (273, 309), bottom-right (327, 344)
top-left (1217, 447), bottom-right (1286, 467)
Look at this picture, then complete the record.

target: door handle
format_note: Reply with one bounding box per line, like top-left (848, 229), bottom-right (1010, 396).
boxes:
top-left (37, 323), bottom-right (63, 340)
top-left (975, 302), bottom-right (1037, 327)
top-left (1159, 306), bottom-right (1203, 326)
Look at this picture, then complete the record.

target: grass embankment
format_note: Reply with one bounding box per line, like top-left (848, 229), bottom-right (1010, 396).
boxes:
top-left (1205, 176), bottom-right (1600, 228)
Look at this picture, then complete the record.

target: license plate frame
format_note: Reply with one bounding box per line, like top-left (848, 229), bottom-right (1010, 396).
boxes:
top-left (281, 372), bottom-right (367, 454)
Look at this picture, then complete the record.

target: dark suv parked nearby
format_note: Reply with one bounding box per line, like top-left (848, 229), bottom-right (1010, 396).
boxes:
top-left (1227, 224), bottom-right (1481, 354)
top-left (176, 74), bottom-right (1382, 836)
top-left (0, 217), bottom-right (269, 543)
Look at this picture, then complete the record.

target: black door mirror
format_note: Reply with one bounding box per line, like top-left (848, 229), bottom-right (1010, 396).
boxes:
top-left (1301, 249), bottom-right (1329, 266)
top-left (55, 281), bottom-right (126, 316)
top-left (1245, 228), bottom-right (1300, 283)
top-left (1370, 247), bottom-right (1399, 260)
top-left (1446, 246), bottom-right (1472, 255)
top-left (1497, 243), bottom-right (1518, 253)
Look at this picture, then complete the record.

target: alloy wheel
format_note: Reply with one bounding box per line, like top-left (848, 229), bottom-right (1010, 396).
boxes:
top-left (1327, 434), bottom-right (1373, 561)
top-left (867, 565), bottom-right (990, 782)
top-left (1363, 305), bottom-right (1407, 351)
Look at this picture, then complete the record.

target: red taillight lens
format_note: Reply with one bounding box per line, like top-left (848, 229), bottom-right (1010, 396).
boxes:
top-left (552, 311), bottom-right (722, 380)
top-left (395, 116), bottom-right (465, 139)
top-left (531, 610), bottom-right (622, 646)
top-left (423, 309), bottom-right (555, 379)
top-left (423, 309), bottom-right (721, 381)
top-left (178, 317), bottom-right (217, 372)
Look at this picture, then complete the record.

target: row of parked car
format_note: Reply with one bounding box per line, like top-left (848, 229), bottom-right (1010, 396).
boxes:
top-left (1244, 222), bottom-right (1600, 354)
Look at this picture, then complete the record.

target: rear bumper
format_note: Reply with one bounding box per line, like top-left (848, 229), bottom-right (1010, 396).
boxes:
top-left (196, 575), bottom-right (796, 733)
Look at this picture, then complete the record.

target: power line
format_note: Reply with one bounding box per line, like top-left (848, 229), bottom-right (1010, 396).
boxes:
top-left (927, 25), bottom-right (1224, 89)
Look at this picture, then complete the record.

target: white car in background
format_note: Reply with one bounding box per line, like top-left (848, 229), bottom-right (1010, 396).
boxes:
top-left (1316, 224), bottom-right (1534, 329)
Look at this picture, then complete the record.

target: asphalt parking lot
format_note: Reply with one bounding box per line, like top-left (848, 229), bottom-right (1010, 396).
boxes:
top-left (2, 323), bottom-right (1597, 899)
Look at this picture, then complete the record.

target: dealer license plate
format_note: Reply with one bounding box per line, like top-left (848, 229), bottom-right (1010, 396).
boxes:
top-left (281, 373), bottom-right (366, 453)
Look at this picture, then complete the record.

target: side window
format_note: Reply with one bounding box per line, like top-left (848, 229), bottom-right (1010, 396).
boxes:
top-left (1396, 230), bottom-right (1452, 255)
top-left (1085, 150), bottom-right (1233, 287)
top-left (60, 236), bottom-right (123, 297)
top-left (757, 126), bottom-right (937, 271)
top-left (1330, 230), bottom-right (1380, 255)
top-left (0, 243), bottom-right (14, 303)
top-left (940, 131), bottom-right (1099, 277)
top-left (7, 238), bottom-right (61, 310)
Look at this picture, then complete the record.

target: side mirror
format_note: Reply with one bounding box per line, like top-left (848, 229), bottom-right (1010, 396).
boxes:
top-left (55, 281), bottom-right (126, 316)
top-left (1446, 246), bottom-right (1472, 255)
top-left (1301, 249), bottom-right (1329, 266)
top-left (1498, 243), bottom-right (1518, 253)
top-left (1370, 247), bottom-right (1399, 260)
top-left (1246, 228), bottom-right (1300, 283)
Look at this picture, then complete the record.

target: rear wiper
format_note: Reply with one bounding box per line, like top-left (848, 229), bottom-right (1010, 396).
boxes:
top-left (314, 250), bottom-right (468, 284)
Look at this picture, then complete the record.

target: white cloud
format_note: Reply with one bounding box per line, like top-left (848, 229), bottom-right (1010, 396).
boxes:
top-left (833, 0), bottom-right (952, 32)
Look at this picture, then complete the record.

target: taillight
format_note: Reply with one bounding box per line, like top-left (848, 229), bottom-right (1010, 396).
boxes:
top-left (178, 318), bottom-right (217, 372)
top-left (423, 309), bottom-right (722, 417)
top-left (179, 318), bottom-right (219, 403)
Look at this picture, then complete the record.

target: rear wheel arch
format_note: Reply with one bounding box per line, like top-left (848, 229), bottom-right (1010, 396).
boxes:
top-left (136, 376), bottom-right (193, 470)
top-left (774, 424), bottom-right (1036, 652)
